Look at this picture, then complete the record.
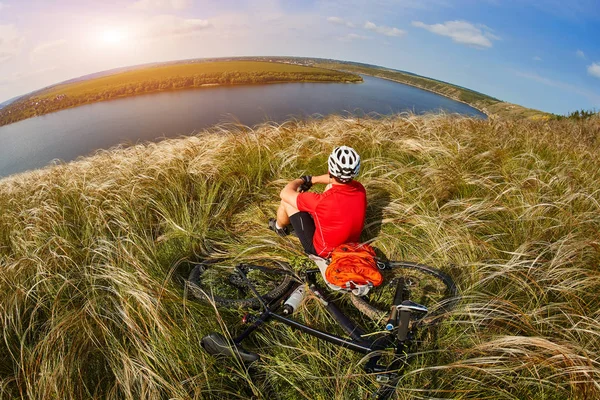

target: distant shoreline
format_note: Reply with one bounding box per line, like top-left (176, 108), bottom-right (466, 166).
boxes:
top-left (359, 74), bottom-right (489, 117)
top-left (0, 78), bottom-right (363, 126)
top-left (0, 61), bottom-right (361, 127)
top-left (301, 58), bottom-right (551, 120)
top-left (0, 57), bottom-right (552, 125)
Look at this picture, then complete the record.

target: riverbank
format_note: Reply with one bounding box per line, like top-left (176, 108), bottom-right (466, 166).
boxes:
top-left (1, 114), bottom-right (599, 399)
top-left (0, 61), bottom-right (361, 127)
top-left (361, 73), bottom-right (492, 117)
top-left (0, 57), bottom-right (552, 126)
top-left (300, 58), bottom-right (551, 120)
top-left (0, 74), bottom-right (485, 179)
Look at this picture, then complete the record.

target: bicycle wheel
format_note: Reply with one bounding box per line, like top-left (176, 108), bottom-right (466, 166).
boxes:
top-left (187, 260), bottom-right (296, 309)
top-left (351, 261), bottom-right (458, 326)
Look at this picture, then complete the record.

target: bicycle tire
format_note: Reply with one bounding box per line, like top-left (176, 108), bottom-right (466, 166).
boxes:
top-left (350, 261), bottom-right (458, 326)
top-left (187, 260), bottom-right (295, 309)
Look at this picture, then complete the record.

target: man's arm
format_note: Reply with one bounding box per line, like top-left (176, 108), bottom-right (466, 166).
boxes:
top-left (280, 178), bottom-right (303, 208)
top-left (280, 174), bottom-right (331, 208)
top-left (311, 174), bottom-right (331, 185)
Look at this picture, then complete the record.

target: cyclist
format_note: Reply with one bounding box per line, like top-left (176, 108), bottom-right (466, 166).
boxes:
top-left (269, 145), bottom-right (366, 258)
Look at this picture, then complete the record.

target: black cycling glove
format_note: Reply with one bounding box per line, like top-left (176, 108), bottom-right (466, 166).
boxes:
top-left (298, 175), bottom-right (313, 192)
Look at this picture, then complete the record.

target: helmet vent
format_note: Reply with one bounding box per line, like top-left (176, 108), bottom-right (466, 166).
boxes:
top-left (328, 146), bottom-right (360, 181)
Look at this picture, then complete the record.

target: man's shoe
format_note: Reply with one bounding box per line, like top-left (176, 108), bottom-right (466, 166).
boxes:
top-left (268, 218), bottom-right (290, 237)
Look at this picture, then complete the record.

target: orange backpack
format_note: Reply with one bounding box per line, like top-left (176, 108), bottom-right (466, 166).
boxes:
top-left (325, 243), bottom-right (384, 290)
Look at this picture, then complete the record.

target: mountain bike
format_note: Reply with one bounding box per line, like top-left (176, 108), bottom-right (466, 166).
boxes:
top-left (186, 255), bottom-right (458, 399)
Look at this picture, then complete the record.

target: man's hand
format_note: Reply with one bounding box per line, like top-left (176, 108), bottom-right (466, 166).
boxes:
top-left (298, 175), bottom-right (312, 192)
top-left (280, 174), bottom-right (331, 208)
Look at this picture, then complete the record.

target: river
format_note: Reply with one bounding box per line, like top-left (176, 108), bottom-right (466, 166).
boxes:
top-left (0, 75), bottom-right (486, 178)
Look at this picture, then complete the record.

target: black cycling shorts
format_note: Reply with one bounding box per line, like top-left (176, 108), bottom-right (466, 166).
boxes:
top-left (289, 211), bottom-right (317, 255)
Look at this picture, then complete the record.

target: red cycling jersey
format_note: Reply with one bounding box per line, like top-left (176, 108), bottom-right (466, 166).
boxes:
top-left (296, 180), bottom-right (367, 257)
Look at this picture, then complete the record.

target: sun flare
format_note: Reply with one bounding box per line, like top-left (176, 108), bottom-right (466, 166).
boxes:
top-left (99, 28), bottom-right (127, 46)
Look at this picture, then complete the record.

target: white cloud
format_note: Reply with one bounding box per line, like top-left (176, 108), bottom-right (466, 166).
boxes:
top-left (30, 39), bottom-right (67, 60)
top-left (318, 0), bottom-right (451, 13)
top-left (533, 56), bottom-right (542, 61)
top-left (364, 21), bottom-right (406, 37)
top-left (576, 49), bottom-right (586, 59)
top-left (338, 33), bottom-right (370, 42)
top-left (588, 63), bottom-right (600, 78)
top-left (326, 16), bottom-right (405, 37)
top-left (136, 15), bottom-right (211, 38)
top-left (326, 16), bottom-right (355, 28)
top-left (0, 24), bottom-right (23, 63)
top-left (131, 0), bottom-right (192, 11)
top-left (412, 20), bottom-right (499, 49)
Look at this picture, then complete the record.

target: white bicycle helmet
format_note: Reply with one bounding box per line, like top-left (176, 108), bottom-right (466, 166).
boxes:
top-left (328, 146), bottom-right (360, 182)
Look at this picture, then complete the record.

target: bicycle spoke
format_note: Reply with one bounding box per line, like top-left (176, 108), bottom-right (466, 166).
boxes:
top-left (187, 260), bottom-right (295, 309)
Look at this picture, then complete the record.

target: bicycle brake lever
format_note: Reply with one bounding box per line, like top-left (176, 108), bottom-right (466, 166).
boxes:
top-left (396, 300), bottom-right (428, 315)
top-left (376, 260), bottom-right (387, 270)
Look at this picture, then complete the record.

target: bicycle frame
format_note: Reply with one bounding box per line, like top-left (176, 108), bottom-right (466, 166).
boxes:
top-left (230, 266), bottom-right (422, 375)
top-left (194, 257), bottom-right (458, 399)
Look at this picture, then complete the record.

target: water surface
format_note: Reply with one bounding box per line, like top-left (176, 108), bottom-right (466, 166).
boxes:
top-left (0, 76), bottom-right (485, 178)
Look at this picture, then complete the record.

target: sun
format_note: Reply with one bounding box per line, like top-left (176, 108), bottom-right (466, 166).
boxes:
top-left (99, 28), bottom-right (127, 46)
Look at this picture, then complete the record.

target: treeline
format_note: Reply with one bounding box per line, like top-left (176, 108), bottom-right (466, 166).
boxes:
top-left (552, 108), bottom-right (599, 120)
top-left (0, 70), bottom-right (361, 127)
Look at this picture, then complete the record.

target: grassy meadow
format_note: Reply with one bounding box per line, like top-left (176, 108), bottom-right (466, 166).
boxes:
top-left (0, 61), bottom-right (361, 127)
top-left (1, 113), bottom-right (600, 399)
top-left (38, 61), bottom-right (359, 99)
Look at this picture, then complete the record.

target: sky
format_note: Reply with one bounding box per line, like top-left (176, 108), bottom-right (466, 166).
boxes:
top-left (0, 0), bottom-right (599, 115)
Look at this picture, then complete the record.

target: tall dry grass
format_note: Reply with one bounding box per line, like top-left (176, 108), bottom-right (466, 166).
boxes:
top-left (0, 113), bottom-right (599, 399)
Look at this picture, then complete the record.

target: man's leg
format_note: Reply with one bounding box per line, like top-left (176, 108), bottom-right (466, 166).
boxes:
top-left (270, 201), bottom-right (317, 255)
top-left (288, 211), bottom-right (317, 255)
top-left (276, 199), bottom-right (298, 228)
top-left (269, 200), bottom-right (298, 236)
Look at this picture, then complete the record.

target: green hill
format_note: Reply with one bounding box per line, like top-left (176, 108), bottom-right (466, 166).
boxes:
top-left (1, 114), bottom-right (599, 399)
